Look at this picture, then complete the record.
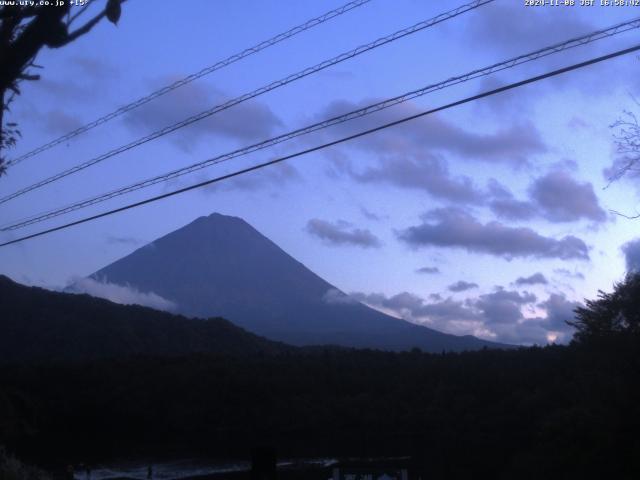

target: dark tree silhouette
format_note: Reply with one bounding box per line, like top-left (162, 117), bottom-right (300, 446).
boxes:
top-left (1, 274), bottom-right (640, 477)
top-left (610, 109), bottom-right (640, 185)
top-left (569, 272), bottom-right (640, 342)
top-left (0, 0), bottom-right (124, 176)
top-left (607, 98), bottom-right (640, 218)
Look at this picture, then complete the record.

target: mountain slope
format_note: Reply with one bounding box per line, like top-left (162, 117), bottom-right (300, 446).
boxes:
top-left (0, 275), bottom-right (289, 364)
top-left (87, 213), bottom-right (507, 352)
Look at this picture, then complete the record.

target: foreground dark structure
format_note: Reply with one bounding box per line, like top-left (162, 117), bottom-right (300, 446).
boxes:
top-left (2, 338), bottom-right (639, 479)
top-left (1, 275), bottom-right (640, 478)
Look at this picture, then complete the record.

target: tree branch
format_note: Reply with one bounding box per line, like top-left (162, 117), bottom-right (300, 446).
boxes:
top-left (610, 208), bottom-right (640, 219)
top-left (67, 3), bottom-right (93, 26)
top-left (62, 9), bottom-right (108, 45)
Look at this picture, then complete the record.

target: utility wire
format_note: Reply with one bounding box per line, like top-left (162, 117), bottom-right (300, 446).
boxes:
top-left (5, 0), bottom-right (372, 167)
top-left (1, 43), bottom-right (638, 249)
top-left (3, 16), bottom-right (640, 232)
top-left (0, 0), bottom-right (493, 205)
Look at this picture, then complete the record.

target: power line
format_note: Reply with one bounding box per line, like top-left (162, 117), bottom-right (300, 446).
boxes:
top-left (0, 0), bottom-right (493, 206)
top-left (5, 0), bottom-right (372, 168)
top-left (1, 43), bottom-right (638, 249)
top-left (3, 16), bottom-right (640, 232)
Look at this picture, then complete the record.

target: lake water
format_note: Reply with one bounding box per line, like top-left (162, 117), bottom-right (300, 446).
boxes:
top-left (73, 457), bottom-right (338, 480)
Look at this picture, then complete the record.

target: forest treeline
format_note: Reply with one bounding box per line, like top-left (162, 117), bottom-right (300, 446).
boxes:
top-left (0, 275), bottom-right (291, 363)
top-left (0, 275), bottom-right (639, 478)
top-left (2, 340), bottom-right (639, 478)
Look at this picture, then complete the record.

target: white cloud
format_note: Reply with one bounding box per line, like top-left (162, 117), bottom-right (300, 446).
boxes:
top-left (322, 288), bottom-right (359, 305)
top-left (67, 277), bottom-right (177, 312)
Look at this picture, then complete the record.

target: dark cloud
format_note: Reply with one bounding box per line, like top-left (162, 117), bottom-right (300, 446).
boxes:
top-left (464, 4), bottom-right (632, 117)
top-left (164, 163), bottom-right (299, 194)
top-left (448, 280), bottom-right (478, 292)
top-left (416, 266), bottom-right (440, 275)
top-left (41, 109), bottom-right (84, 136)
top-left (214, 163), bottom-right (299, 192)
top-left (72, 56), bottom-right (119, 79)
top-left (539, 294), bottom-right (580, 333)
top-left (489, 197), bottom-right (537, 221)
top-left (414, 297), bottom-right (482, 325)
top-left (352, 287), bottom-right (574, 345)
top-left (320, 100), bottom-right (547, 166)
top-left (124, 80), bottom-right (282, 151)
top-left (35, 77), bottom-right (97, 103)
top-left (622, 238), bottom-right (640, 272)
top-left (486, 179), bottom-right (537, 220)
top-left (515, 273), bottom-right (548, 286)
top-left (351, 291), bottom-right (480, 326)
top-left (350, 154), bottom-right (486, 204)
top-left (397, 208), bottom-right (590, 260)
top-left (530, 171), bottom-right (607, 223)
top-left (467, 2), bottom-right (592, 55)
top-left (306, 219), bottom-right (381, 248)
top-left (476, 289), bottom-right (537, 325)
top-left (489, 171), bottom-right (606, 224)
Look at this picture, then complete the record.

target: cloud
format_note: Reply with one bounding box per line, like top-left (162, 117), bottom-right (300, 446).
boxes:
top-left (213, 163), bottom-right (299, 192)
top-left (489, 197), bottom-right (537, 221)
top-left (35, 77), bottom-right (97, 103)
top-left (162, 163), bottom-right (299, 194)
top-left (539, 293), bottom-right (580, 333)
top-left (463, 2), bottom-right (638, 122)
top-left (416, 266), bottom-right (440, 275)
top-left (529, 171), bottom-right (607, 223)
top-left (322, 288), bottom-right (358, 305)
top-left (72, 56), bottom-right (119, 79)
top-left (353, 287), bottom-right (575, 345)
top-left (467, 1), bottom-right (592, 55)
top-left (67, 277), bottom-right (177, 312)
top-left (41, 109), bottom-right (84, 135)
top-left (397, 208), bottom-right (590, 260)
top-left (306, 219), bottom-right (381, 248)
top-left (320, 99), bottom-right (546, 166)
top-left (351, 291), bottom-right (437, 320)
top-left (489, 171), bottom-right (607, 224)
top-left (622, 238), bottom-right (640, 272)
top-left (350, 154), bottom-right (487, 204)
top-left (448, 280), bottom-right (478, 292)
top-left (515, 273), bottom-right (548, 286)
top-left (124, 80), bottom-right (282, 150)
top-left (476, 289), bottom-right (537, 326)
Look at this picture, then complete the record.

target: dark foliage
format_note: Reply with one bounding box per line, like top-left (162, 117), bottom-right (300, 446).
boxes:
top-left (570, 272), bottom-right (640, 342)
top-left (0, 275), bottom-right (290, 363)
top-left (0, 275), bottom-right (639, 478)
top-left (0, 1), bottom-right (124, 174)
top-left (0, 341), bottom-right (639, 478)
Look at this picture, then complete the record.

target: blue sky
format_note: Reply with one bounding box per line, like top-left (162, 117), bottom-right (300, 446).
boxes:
top-left (2, 0), bottom-right (640, 345)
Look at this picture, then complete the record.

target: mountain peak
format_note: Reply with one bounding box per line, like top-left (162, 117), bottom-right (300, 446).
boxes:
top-left (205, 212), bottom-right (245, 222)
top-left (179, 213), bottom-right (262, 240)
top-left (87, 214), bottom-right (507, 352)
